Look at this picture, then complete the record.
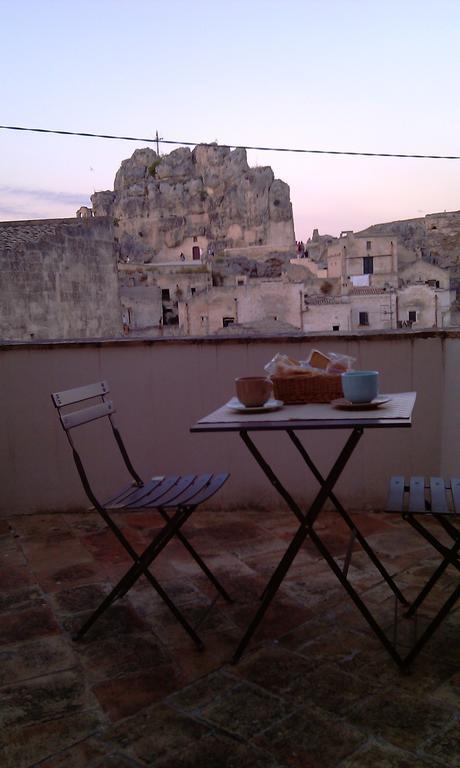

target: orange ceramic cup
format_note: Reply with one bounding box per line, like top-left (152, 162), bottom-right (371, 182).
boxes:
top-left (235, 377), bottom-right (272, 407)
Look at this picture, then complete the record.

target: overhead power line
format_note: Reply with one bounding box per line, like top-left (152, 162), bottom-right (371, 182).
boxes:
top-left (0, 124), bottom-right (459, 160)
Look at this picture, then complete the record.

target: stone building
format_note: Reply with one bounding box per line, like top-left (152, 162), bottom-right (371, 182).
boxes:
top-left (0, 144), bottom-right (296, 341)
top-left (118, 260), bottom-right (212, 336)
top-left (356, 210), bottom-right (460, 279)
top-left (326, 231), bottom-right (398, 290)
top-left (0, 217), bottom-right (121, 341)
top-left (299, 231), bottom-right (455, 332)
top-left (179, 279), bottom-right (304, 336)
top-left (1, 140), bottom-right (459, 341)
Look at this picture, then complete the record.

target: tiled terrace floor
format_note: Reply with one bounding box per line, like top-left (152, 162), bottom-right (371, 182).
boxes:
top-left (1, 507), bottom-right (460, 768)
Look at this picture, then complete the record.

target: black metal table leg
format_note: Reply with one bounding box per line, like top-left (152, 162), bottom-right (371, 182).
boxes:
top-left (287, 429), bottom-right (408, 606)
top-left (306, 525), bottom-right (405, 668)
top-left (232, 428), bottom-right (363, 663)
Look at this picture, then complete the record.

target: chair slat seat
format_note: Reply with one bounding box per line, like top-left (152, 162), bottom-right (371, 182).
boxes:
top-left (52, 380), bottom-right (230, 648)
top-left (450, 478), bottom-right (460, 514)
top-left (409, 476), bottom-right (426, 513)
top-left (387, 475), bottom-right (460, 517)
top-left (430, 477), bottom-right (449, 514)
top-left (143, 474), bottom-right (201, 507)
top-left (114, 473), bottom-right (229, 510)
top-left (122, 476), bottom-right (181, 508)
top-left (387, 475), bottom-right (405, 512)
top-left (104, 481), bottom-right (153, 508)
top-left (172, 472), bottom-right (230, 508)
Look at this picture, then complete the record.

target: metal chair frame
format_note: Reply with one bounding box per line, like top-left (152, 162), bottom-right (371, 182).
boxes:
top-left (387, 475), bottom-right (460, 666)
top-left (52, 380), bottom-right (231, 648)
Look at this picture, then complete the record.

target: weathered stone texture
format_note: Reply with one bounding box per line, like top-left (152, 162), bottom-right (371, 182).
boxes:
top-left (358, 210), bottom-right (460, 268)
top-left (92, 144), bottom-right (295, 263)
top-left (0, 218), bottom-right (122, 340)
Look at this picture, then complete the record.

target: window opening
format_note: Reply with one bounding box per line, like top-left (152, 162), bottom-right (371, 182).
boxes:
top-left (359, 311), bottom-right (369, 326)
top-left (222, 317), bottom-right (235, 328)
top-left (363, 256), bottom-right (374, 274)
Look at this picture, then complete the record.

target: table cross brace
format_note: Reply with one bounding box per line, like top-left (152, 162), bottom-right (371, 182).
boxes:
top-left (233, 426), bottom-right (410, 667)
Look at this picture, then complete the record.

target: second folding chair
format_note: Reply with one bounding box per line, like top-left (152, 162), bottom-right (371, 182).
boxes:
top-left (387, 474), bottom-right (460, 667)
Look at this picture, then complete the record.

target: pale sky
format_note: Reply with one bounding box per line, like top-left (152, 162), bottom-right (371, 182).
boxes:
top-left (1, 0), bottom-right (459, 239)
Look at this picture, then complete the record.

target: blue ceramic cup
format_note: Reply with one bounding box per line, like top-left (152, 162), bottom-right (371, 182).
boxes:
top-left (341, 371), bottom-right (379, 404)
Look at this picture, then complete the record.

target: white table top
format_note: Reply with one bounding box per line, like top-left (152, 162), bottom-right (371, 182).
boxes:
top-left (191, 392), bottom-right (416, 433)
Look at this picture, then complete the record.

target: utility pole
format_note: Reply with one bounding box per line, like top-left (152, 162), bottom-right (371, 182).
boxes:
top-left (155, 130), bottom-right (163, 156)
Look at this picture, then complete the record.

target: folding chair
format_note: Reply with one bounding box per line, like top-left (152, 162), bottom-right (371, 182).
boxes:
top-left (387, 475), bottom-right (460, 667)
top-left (52, 380), bottom-right (231, 649)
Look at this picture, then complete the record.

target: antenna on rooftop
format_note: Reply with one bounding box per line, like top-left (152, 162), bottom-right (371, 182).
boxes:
top-left (155, 130), bottom-right (163, 156)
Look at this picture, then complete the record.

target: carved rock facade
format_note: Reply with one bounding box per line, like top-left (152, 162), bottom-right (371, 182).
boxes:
top-left (92, 144), bottom-right (295, 263)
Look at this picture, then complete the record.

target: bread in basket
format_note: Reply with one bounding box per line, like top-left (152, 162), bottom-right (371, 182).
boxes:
top-left (271, 372), bottom-right (343, 404)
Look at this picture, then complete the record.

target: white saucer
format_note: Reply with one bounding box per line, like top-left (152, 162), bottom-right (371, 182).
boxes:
top-left (331, 396), bottom-right (392, 411)
top-left (226, 397), bottom-right (284, 414)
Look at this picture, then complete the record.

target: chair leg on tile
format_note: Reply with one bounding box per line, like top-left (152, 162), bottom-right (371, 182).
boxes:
top-left (158, 507), bottom-right (233, 603)
top-left (74, 509), bottom-right (205, 649)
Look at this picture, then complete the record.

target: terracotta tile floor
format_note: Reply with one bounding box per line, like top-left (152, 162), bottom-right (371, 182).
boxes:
top-left (1, 508), bottom-right (460, 767)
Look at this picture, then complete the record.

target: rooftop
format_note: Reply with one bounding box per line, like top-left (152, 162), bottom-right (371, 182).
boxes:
top-left (2, 504), bottom-right (460, 768)
top-left (2, 330), bottom-right (460, 767)
top-left (349, 287), bottom-right (388, 295)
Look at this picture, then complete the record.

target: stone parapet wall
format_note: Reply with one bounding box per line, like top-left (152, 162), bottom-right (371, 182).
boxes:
top-left (0, 217), bottom-right (122, 340)
top-left (223, 244), bottom-right (295, 261)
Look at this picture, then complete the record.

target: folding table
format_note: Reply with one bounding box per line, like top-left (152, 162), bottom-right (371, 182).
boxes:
top-left (191, 392), bottom-right (417, 668)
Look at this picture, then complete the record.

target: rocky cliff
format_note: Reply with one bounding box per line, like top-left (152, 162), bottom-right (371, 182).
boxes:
top-left (91, 144), bottom-right (295, 263)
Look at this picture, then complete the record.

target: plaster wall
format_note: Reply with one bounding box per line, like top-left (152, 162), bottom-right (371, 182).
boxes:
top-left (155, 235), bottom-right (207, 263)
top-left (182, 282), bottom-right (303, 335)
top-left (289, 258), bottom-right (327, 278)
top-left (400, 260), bottom-right (450, 290)
top-left (347, 254), bottom-right (394, 277)
top-left (120, 285), bottom-right (162, 334)
top-left (352, 236), bottom-right (396, 257)
top-left (397, 285), bottom-right (454, 328)
top-left (303, 287), bottom-right (449, 333)
top-left (1, 331), bottom-right (457, 516)
top-left (223, 244), bottom-right (294, 261)
top-left (349, 294), bottom-right (394, 330)
top-left (302, 302), bottom-right (351, 332)
top-left (327, 254), bottom-right (343, 279)
top-left (328, 234), bottom-right (398, 282)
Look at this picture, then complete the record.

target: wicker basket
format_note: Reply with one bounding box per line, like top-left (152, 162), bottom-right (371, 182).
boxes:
top-left (271, 373), bottom-right (343, 404)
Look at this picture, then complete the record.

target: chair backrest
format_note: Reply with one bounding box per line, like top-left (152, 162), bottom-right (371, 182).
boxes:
top-left (51, 381), bottom-right (143, 509)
